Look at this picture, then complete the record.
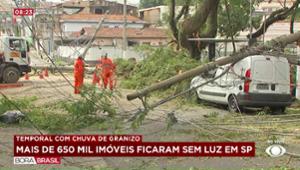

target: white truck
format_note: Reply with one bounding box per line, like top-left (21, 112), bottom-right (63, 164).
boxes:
top-left (0, 36), bottom-right (31, 83)
top-left (191, 55), bottom-right (293, 113)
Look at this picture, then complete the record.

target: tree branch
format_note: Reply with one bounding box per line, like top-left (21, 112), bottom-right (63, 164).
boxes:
top-left (169, 0), bottom-right (179, 41)
top-left (127, 31), bottom-right (300, 101)
top-left (290, 4), bottom-right (299, 33)
top-left (175, 0), bottom-right (191, 21)
top-left (248, 0), bottom-right (300, 39)
top-left (181, 0), bottom-right (219, 35)
top-left (178, 0), bottom-right (220, 58)
top-left (224, 0), bottom-right (236, 53)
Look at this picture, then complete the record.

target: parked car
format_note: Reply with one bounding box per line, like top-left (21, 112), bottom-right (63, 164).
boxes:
top-left (191, 55), bottom-right (293, 113)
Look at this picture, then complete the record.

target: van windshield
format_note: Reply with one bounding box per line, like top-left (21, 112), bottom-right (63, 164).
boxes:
top-left (9, 39), bottom-right (26, 51)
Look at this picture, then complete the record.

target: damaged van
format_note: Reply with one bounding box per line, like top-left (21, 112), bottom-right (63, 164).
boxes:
top-left (191, 55), bottom-right (293, 113)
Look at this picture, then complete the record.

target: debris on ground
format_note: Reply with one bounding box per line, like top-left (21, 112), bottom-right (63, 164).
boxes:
top-left (0, 110), bottom-right (25, 124)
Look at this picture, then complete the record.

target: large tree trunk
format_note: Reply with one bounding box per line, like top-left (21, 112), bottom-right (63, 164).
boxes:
top-left (169, 0), bottom-right (191, 50)
top-left (175, 0), bottom-right (219, 59)
top-left (127, 32), bottom-right (300, 101)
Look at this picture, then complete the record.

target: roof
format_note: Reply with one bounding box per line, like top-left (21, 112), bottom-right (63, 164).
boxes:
top-left (60, 14), bottom-right (144, 22)
top-left (139, 6), bottom-right (167, 12)
top-left (72, 27), bottom-right (168, 39)
top-left (61, 0), bottom-right (137, 8)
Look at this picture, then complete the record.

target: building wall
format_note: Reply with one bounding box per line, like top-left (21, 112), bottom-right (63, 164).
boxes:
top-left (61, 22), bottom-right (145, 32)
top-left (239, 22), bottom-right (300, 41)
top-left (139, 6), bottom-right (196, 25)
top-left (256, 0), bottom-right (295, 11)
top-left (142, 8), bottom-right (161, 24)
top-left (57, 45), bottom-right (144, 60)
top-left (93, 38), bottom-right (168, 47)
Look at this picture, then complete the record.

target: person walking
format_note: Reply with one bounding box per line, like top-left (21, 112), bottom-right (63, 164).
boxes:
top-left (74, 56), bottom-right (85, 94)
top-left (100, 53), bottom-right (116, 90)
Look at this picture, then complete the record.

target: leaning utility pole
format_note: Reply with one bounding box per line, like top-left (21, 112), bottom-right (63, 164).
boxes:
top-left (81, 11), bottom-right (108, 59)
top-left (122, 0), bottom-right (127, 58)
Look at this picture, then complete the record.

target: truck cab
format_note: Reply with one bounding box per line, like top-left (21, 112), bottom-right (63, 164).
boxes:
top-left (0, 36), bottom-right (31, 83)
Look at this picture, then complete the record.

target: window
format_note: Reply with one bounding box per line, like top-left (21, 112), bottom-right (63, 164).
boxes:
top-left (95, 8), bottom-right (103, 14)
top-left (128, 40), bottom-right (138, 46)
top-left (9, 39), bottom-right (25, 51)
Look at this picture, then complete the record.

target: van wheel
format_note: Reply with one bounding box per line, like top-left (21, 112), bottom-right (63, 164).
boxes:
top-left (196, 97), bottom-right (202, 104)
top-left (228, 95), bottom-right (240, 113)
top-left (270, 107), bottom-right (286, 114)
top-left (3, 67), bottom-right (20, 83)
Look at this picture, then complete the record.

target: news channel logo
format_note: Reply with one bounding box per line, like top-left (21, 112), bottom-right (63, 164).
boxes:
top-left (265, 145), bottom-right (286, 157)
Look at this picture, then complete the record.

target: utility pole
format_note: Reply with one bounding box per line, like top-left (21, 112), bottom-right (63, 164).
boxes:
top-left (81, 12), bottom-right (108, 59)
top-left (50, 8), bottom-right (54, 58)
top-left (123, 0), bottom-right (127, 58)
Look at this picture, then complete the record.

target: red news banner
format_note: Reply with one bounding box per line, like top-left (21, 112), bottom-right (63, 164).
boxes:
top-left (14, 135), bottom-right (255, 164)
top-left (13, 8), bottom-right (34, 16)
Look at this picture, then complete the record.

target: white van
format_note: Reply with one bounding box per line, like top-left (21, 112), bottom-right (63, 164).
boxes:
top-left (191, 55), bottom-right (293, 113)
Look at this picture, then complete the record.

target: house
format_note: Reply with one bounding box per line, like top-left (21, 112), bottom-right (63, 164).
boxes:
top-left (59, 13), bottom-right (147, 33)
top-left (139, 6), bottom-right (195, 26)
top-left (57, 0), bottom-right (138, 16)
top-left (69, 27), bottom-right (169, 47)
top-left (56, 27), bottom-right (169, 61)
top-left (256, 0), bottom-right (295, 12)
top-left (243, 0), bottom-right (300, 41)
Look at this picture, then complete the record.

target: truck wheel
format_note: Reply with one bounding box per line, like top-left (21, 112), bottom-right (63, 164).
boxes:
top-left (228, 95), bottom-right (240, 113)
top-left (3, 67), bottom-right (20, 83)
top-left (270, 107), bottom-right (286, 114)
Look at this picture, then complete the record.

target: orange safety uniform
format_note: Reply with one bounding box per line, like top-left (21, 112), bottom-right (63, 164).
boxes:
top-left (74, 57), bottom-right (85, 94)
top-left (100, 57), bottom-right (116, 90)
top-left (92, 64), bottom-right (101, 87)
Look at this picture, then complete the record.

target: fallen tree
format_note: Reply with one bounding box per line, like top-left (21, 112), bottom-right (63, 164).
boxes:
top-left (127, 32), bottom-right (300, 101)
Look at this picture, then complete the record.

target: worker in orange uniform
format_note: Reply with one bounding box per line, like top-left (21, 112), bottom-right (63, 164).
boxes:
top-left (100, 53), bottom-right (116, 90)
top-left (74, 56), bottom-right (85, 94)
top-left (92, 62), bottom-right (102, 87)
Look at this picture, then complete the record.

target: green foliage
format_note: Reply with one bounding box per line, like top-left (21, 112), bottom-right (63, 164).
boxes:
top-left (0, 96), bottom-right (37, 114)
top-left (53, 57), bottom-right (68, 66)
top-left (218, 0), bottom-right (262, 38)
top-left (131, 109), bottom-right (149, 129)
top-left (61, 85), bottom-right (117, 130)
top-left (257, 107), bottom-right (271, 116)
top-left (122, 46), bottom-right (199, 91)
top-left (114, 58), bottom-right (136, 78)
top-left (0, 87), bottom-right (117, 133)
